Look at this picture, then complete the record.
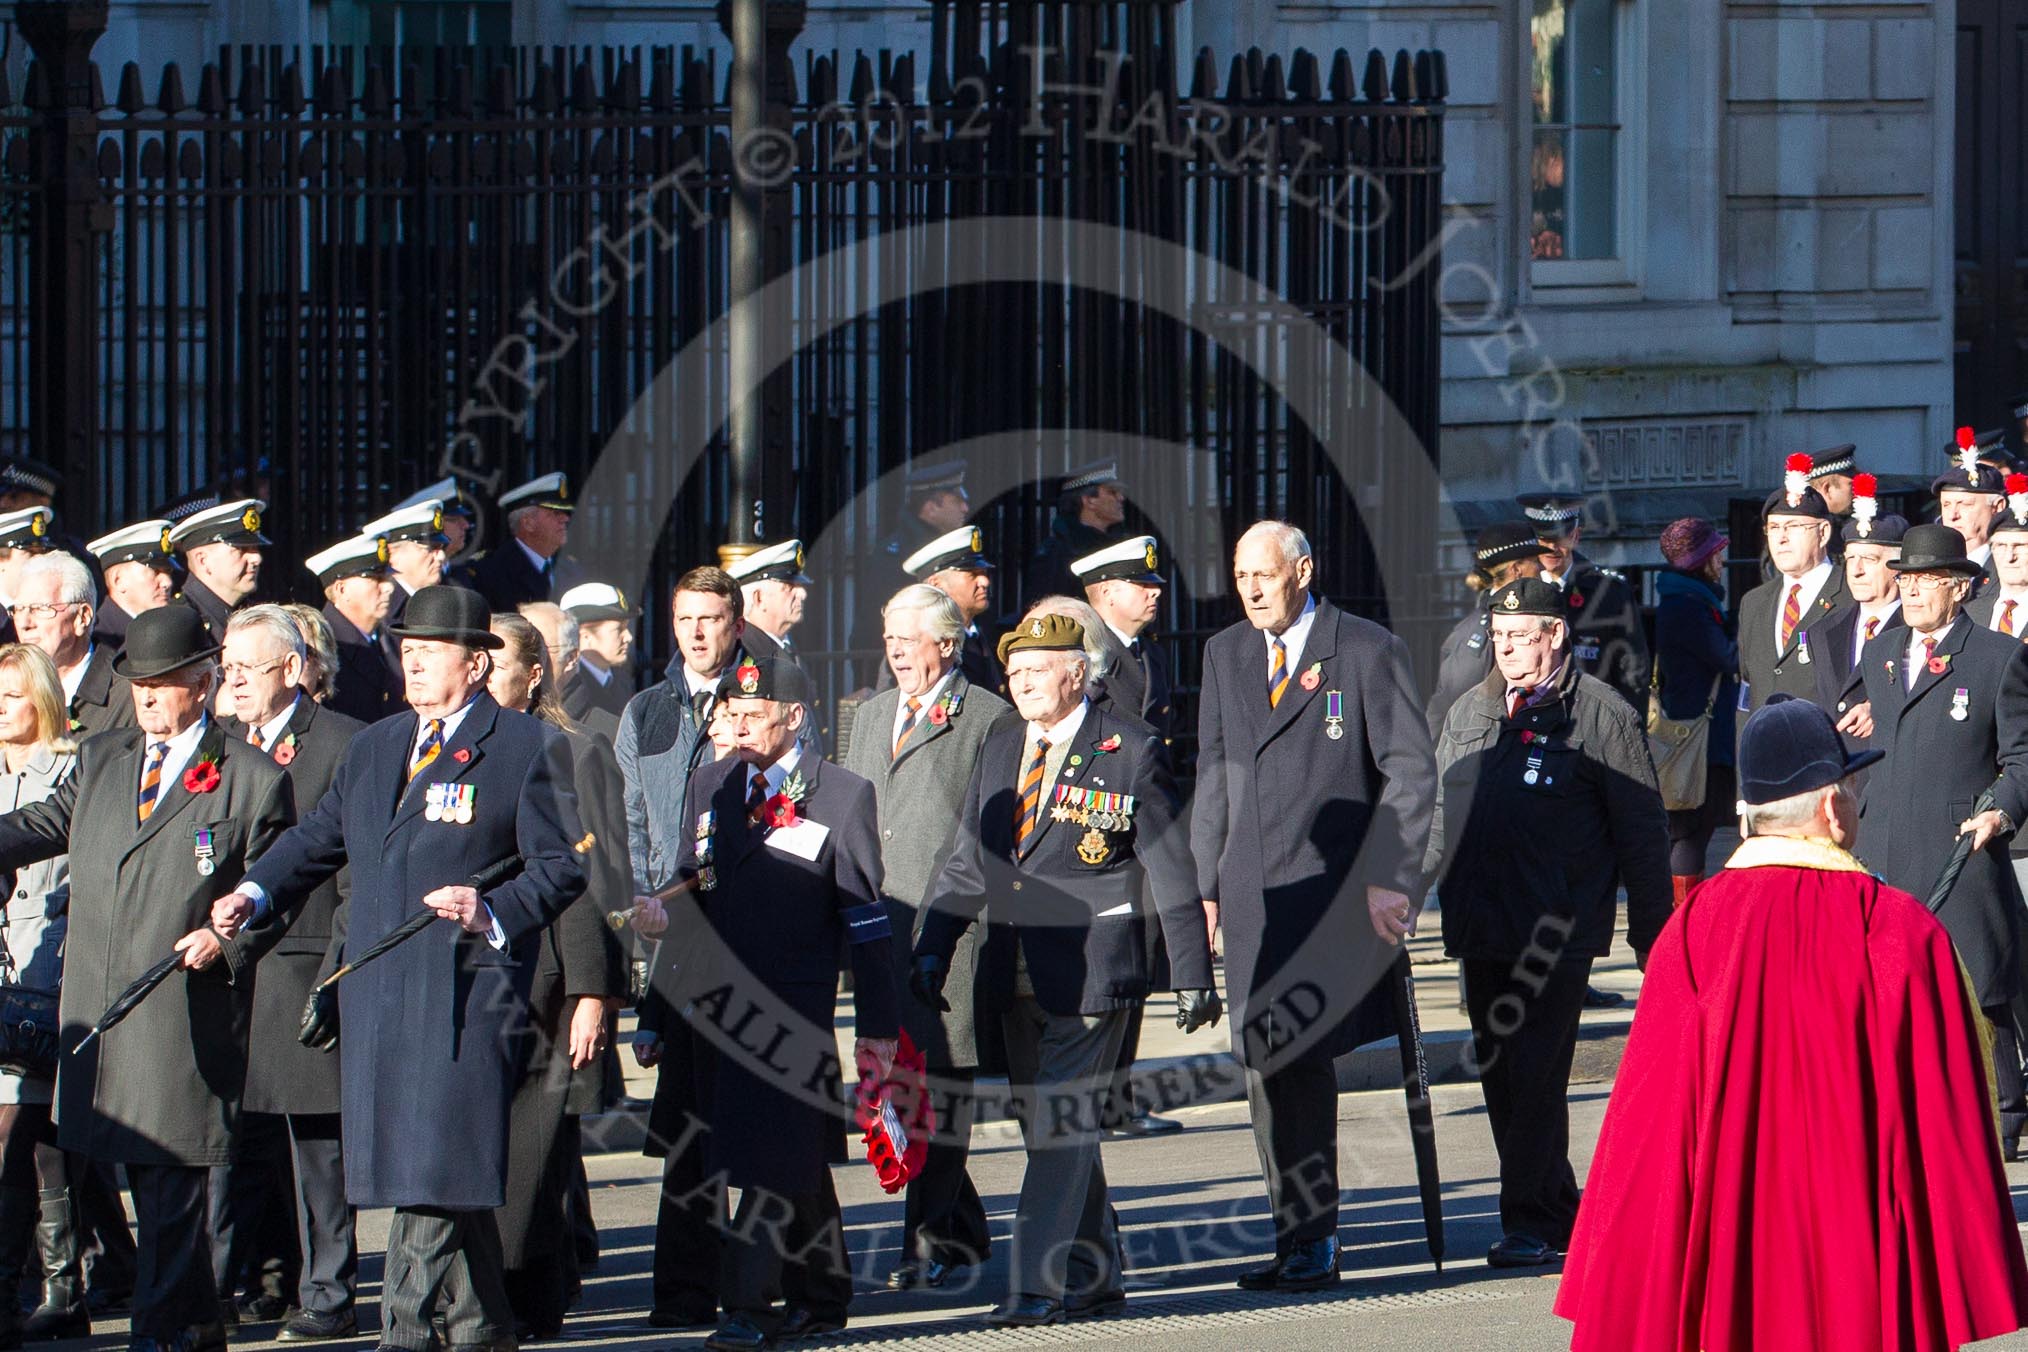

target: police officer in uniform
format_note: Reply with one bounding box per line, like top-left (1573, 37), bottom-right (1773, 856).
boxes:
top-left (87, 520), bottom-right (176, 649)
top-left (1517, 495), bottom-right (1649, 709)
top-left (1426, 523), bottom-right (1550, 733)
top-left (1022, 462), bottom-right (1129, 604)
top-left (168, 500), bottom-right (269, 646)
top-left (1737, 467), bottom-right (1848, 720)
top-left (308, 534), bottom-right (404, 727)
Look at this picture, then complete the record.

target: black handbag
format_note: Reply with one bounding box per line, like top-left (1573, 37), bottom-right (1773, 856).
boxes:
top-left (0, 985), bottom-right (58, 1080)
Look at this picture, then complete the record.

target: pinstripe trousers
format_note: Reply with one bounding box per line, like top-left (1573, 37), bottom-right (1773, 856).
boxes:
top-left (379, 1206), bottom-right (512, 1350)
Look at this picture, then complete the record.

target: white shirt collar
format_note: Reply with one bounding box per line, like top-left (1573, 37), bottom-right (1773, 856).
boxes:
top-left (144, 714), bottom-right (212, 797)
top-left (1775, 560), bottom-right (1836, 645)
top-left (1971, 542), bottom-right (1995, 569)
top-left (749, 741), bottom-right (805, 798)
top-left (894, 667), bottom-right (957, 740)
top-left (580, 658), bottom-right (612, 687)
top-left (58, 645), bottom-right (93, 705)
top-left (515, 537), bottom-right (552, 573)
top-left (251, 694), bottom-right (302, 753)
top-left (1106, 620), bottom-right (1138, 649)
top-left (1263, 595), bottom-right (1319, 671)
top-left (682, 665), bottom-right (722, 700)
top-left (1028, 698), bottom-right (1090, 750)
top-left (412, 695), bottom-right (481, 757)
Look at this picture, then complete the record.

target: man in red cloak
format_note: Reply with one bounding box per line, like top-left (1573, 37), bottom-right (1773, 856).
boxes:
top-left (1558, 694), bottom-right (2028, 1351)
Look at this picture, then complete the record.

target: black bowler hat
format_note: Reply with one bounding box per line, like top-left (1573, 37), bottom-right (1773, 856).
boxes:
top-left (717, 655), bottom-right (813, 705)
top-left (112, 605), bottom-right (221, 681)
top-left (1488, 576), bottom-right (1564, 618)
top-left (1887, 523), bottom-right (1984, 576)
top-left (386, 585), bottom-right (505, 649)
top-left (1738, 695), bottom-right (1882, 806)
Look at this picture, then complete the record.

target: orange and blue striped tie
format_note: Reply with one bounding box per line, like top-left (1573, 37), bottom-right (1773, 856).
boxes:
top-left (894, 697), bottom-right (922, 758)
top-left (1015, 737), bottom-right (1051, 849)
top-left (1268, 637), bottom-right (1290, 708)
top-left (408, 719), bottom-right (444, 782)
top-left (136, 743), bottom-right (165, 822)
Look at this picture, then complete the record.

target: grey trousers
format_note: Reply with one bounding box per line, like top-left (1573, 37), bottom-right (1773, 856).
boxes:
top-left (379, 1207), bottom-right (513, 1351)
top-left (1000, 998), bottom-right (1129, 1302)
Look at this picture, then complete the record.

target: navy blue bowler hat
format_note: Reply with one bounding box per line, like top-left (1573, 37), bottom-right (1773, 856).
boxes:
top-left (1737, 695), bottom-right (1883, 806)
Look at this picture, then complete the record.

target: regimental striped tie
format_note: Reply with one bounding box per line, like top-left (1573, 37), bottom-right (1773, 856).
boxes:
top-left (1780, 582), bottom-right (1802, 649)
top-left (408, 718), bottom-right (444, 782)
top-left (894, 697), bottom-right (923, 758)
top-left (746, 770), bottom-right (769, 822)
top-left (1864, 616), bottom-right (1880, 642)
top-left (2004, 600), bottom-right (2018, 638)
top-left (1913, 636), bottom-right (1938, 690)
top-left (1268, 637), bottom-right (1290, 708)
top-left (1015, 736), bottom-right (1051, 850)
top-left (136, 742), bottom-right (165, 823)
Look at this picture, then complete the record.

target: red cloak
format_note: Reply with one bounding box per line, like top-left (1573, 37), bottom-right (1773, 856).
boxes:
top-left (1557, 835), bottom-right (2028, 1351)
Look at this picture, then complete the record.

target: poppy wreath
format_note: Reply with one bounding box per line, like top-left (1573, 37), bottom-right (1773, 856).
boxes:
top-left (183, 756), bottom-right (221, 794)
top-left (855, 1030), bottom-right (935, 1195)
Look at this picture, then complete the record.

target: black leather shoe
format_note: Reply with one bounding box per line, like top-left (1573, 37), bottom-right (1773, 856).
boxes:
top-left (1064, 1288), bottom-right (1126, 1319)
top-left (776, 1308), bottom-right (845, 1341)
top-left (885, 1259), bottom-right (952, 1290)
top-left (984, 1296), bottom-right (1063, 1327)
top-left (1486, 1232), bottom-right (1558, 1268)
top-left (1275, 1237), bottom-right (1341, 1290)
top-left (278, 1310), bottom-right (358, 1342)
top-left (191, 1321), bottom-right (229, 1352)
top-left (238, 1294), bottom-right (291, 1323)
top-left (647, 1307), bottom-right (717, 1329)
top-left (1109, 1112), bottom-right (1184, 1137)
top-left (1235, 1257), bottom-right (1285, 1291)
top-left (703, 1315), bottom-right (772, 1351)
top-left (87, 1289), bottom-right (132, 1317)
top-left (1582, 985), bottom-right (1624, 1009)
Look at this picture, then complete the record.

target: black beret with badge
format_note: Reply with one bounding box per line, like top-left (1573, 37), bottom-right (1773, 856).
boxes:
top-left (1933, 427), bottom-right (2009, 496)
top-left (717, 654), bottom-right (813, 706)
top-left (1764, 453), bottom-right (1834, 520)
top-left (1488, 576), bottom-right (1566, 619)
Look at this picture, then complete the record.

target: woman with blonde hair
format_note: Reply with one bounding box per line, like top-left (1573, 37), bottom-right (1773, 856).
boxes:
top-left (0, 645), bottom-right (84, 1342)
top-left (484, 612), bottom-right (629, 1337)
top-left (280, 603), bottom-right (339, 705)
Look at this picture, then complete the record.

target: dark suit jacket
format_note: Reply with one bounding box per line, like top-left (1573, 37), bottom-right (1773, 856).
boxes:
top-left (66, 644), bottom-right (136, 742)
top-left (0, 722), bottom-right (294, 1165)
top-left (1812, 602), bottom-right (1906, 730)
top-left (242, 694), bottom-right (587, 1208)
top-left (224, 696), bottom-right (365, 1116)
top-left (659, 753), bottom-right (897, 1193)
top-left (324, 604), bottom-right (405, 728)
top-left (1096, 629), bottom-right (1173, 742)
top-left (1190, 599), bottom-right (1436, 1064)
top-left (1858, 612), bottom-right (2028, 1005)
top-left (569, 660), bottom-right (634, 722)
top-left (176, 577), bottom-right (237, 647)
top-left (470, 541), bottom-right (586, 615)
top-left (1737, 566), bottom-right (1850, 720)
top-left (918, 703), bottom-right (1213, 1018)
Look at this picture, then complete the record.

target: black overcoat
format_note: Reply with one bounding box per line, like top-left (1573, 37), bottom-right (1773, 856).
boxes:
top-left (66, 645), bottom-right (136, 741)
top-left (323, 604), bottom-right (405, 727)
top-left (241, 694), bottom-right (587, 1208)
top-left (917, 704), bottom-right (1213, 1017)
top-left (1857, 612), bottom-right (2028, 1006)
top-left (657, 753), bottom-right (898, 1194)
top-left (1190, 600), bottom-right (1436, 1065)
top-left (0, 723), bottom-right (294, 1164)
top-left (226, 697), bottom-right (365, 1116)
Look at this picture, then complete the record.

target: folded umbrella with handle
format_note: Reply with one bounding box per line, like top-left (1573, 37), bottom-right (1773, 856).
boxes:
top-left (72, 952), bottom-right (185, 1054)
top-left (297, 832), bottom-right (596, 1050)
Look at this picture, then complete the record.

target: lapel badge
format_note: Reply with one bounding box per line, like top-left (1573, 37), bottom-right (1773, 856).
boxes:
top-left (192, 826), bottom-right (216, 877)
top-left (1077, 828), bottom-right (1111, 865)
top-left (1324, 690), bottom-right (1345, 740)
top-left (1952, 687), bottom-right (1971, 721)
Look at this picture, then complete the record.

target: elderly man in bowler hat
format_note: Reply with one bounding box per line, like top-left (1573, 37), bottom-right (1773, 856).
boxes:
top-left (1844, 523), bottom-right (2028, 1158)
top-left (215, 585), bottom-right (588, 1352)
top-left (0, 605), bottom-right (296, 1352)
top-left (1425, 577), bottom-right (1670, 1267)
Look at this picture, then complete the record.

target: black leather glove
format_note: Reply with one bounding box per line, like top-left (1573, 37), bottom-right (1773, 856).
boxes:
top-left (298, 984), bottom-right (339, 1052)
top-left (1176, 988), bottom-right (1223, 1034)
top-left (909, 955), bottom-right (951, 1013)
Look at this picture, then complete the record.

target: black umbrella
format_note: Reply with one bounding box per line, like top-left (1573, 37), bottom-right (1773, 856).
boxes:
top-left (1928, 786), bottom-right (1999, 915)
top-left (298, 833), bottom-right (596, 1047)
top-left (72, 952), bottom-right (183, 1054)
top-left (1388, 947), bottom-right (1445, 1272)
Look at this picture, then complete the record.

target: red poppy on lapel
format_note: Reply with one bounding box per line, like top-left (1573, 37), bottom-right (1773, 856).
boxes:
top-left (928, 704), bottom-right (948, 726)
top-left (1521, 730), bottom-right (1536, 744)
top-left (183, 757), bottom-right (221, 794)
top-left (763, 792), bottom-right (799, 830)
top-left (1927, 656), bottom-right (1949, 675)
top-left (1569, 592), bottom-right (1584, 609)
top-left (453, 748), bottom-right (471, 764)
top-left (272, 741), bottom-right (296, 767)
top-left (1300, 668), bottom-right (1321, 691)
top-left (1094, 734), bottom-right (1122, 754)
